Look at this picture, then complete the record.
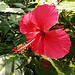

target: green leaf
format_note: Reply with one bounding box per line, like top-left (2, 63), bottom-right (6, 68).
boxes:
top-left (70, 14), bottom-right (75, 23)
top-left (0, 54), bottom-right (16, 71)
top-left (16, 56), bottom-right (32, 69)
top-left (34, 57), bottom-right (58, 75)
top-left (2, 8), bottom-right (24, 13)
top-left (27, 2), bottom-right (38, 8)
top-left (63, 0), bottom-right (75, 1)
top-left (0, 57), bottom-right (14, 71)
top-left (46, 0), bottom-right (52, 3)
top-left (69, 61), bottom-right (75, 68)
top-left (56, 1), bottom-right (75, 12)
top-left (24, 67), bottom-right (34, 75)
top-left (8, 14), bottom-right (21, 26)
top-left (34, 58), bottom-right (45, 75)
top-left (11, 58), bottom-right (15, 75)
top-left (42, 56), bottom-right (65, 75)
top-left (0, 43), bottom-right (7, 53)
top-left (0, 2), bottom-right (9, 11)
top-left (25, 8), bottom-right (35, 12)
top-left (0, 2), bottom-right (24, 13)
top-left (0, 54), bottom-right (25, 75)
top-left (13, 3), bottom-right (26, 8)
top-left (41, 58), bottom-right (58, 75)
top-left (67, 37), bottom-right (75, 57)
top-left (4, 26), bottom-right (10, 36)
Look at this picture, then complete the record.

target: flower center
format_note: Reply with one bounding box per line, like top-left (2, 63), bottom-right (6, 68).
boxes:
top-left (39, 30), bottom-right (45, 36)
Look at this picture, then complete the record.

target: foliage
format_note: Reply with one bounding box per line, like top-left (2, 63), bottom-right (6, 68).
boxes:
top-left (0, 0), bottom-right (75, 75)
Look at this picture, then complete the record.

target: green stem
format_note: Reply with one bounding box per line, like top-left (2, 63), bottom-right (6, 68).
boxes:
top-left (11, 58), bottom-right (15, 75)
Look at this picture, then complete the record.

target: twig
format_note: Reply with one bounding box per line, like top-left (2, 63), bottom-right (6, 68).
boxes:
top-left (57, 0), bottom-right (63, 5)
top-left (66, 11), bottom-right (73, 17)
top-left (6, 0), bottom-right (14, 18)
top-left (64, 23), bottom-right (75, 30)
top-left (56, 23), bottom-right (75, 30)
top-left (10, 0), bottom-right (14, 8)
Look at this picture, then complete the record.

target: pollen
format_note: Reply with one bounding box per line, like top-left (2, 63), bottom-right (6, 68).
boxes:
top-left (12, 42), bottom-right (29, 54)
top-left (17, 43), bottom-right (28, 54)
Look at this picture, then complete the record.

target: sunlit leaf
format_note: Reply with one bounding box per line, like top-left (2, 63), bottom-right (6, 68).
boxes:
top-left (0, 2), bottom-right (9, 11)
top-left (56, 1), bottom-right (75, 12)
top-left (69, 61), bottom-right (75, 68)
top-left (0, 2), bottom-right (24, 13)
top-left (2, 8), bottom-right (24, 13)
top-left (0, 55), bottom-right (24, 75)
top-left (0, 56), bottom-right (15, 71)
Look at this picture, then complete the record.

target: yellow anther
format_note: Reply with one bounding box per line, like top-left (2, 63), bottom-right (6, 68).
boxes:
top-left (17, 42), bottom-right (29, 54)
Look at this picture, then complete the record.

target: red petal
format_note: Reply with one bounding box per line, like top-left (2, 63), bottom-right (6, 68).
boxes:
top-left (44, 29), bottom-right (71, 59)
top-left (31, 4), bottom-right (58, 32)
top-left (29, 32), bottom-right (44, 55)
top-left (19, 11), bottom-right (38, 38)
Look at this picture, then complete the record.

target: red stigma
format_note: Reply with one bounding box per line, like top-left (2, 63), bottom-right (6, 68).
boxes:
top-left (12, 47), bottom-right (18, 54)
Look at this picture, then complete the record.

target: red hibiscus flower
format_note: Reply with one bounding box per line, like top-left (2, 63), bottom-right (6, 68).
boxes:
top-left (15, 4), bottom-right (71, 59)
